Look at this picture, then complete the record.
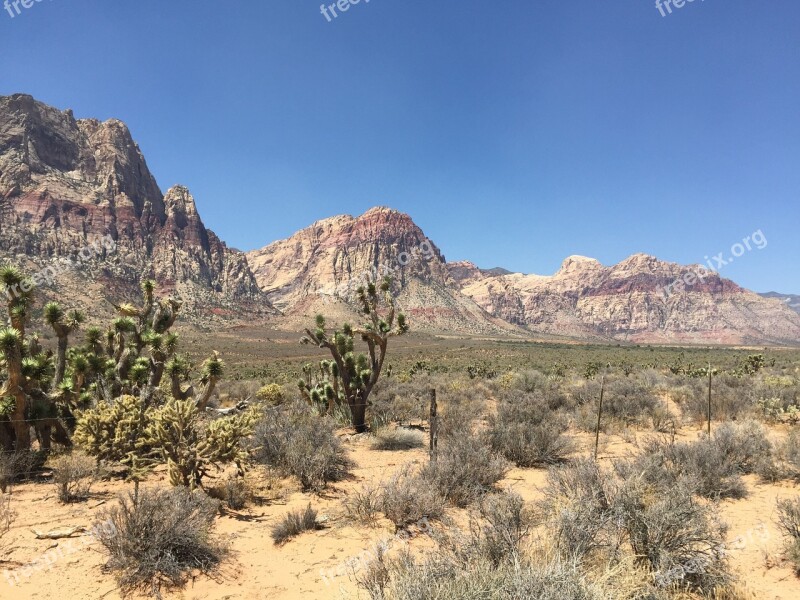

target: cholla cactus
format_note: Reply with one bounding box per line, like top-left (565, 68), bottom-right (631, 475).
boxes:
top-left (301, 276), bottom-right (408, 433)
top-left (146, 398), bottom-right (255, 489)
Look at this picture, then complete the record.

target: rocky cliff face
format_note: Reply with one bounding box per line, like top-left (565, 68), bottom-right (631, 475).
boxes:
top-left (0, 94), bottom-right (269, 318)
top-left (452, 254), bottom-right (800, 345)
top-left (2, 94), bottom-right (797, 344)
top-left (246, 207), bottom-right (521, 335)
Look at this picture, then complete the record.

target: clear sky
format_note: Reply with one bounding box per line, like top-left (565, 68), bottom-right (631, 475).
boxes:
top-left (2, 1), bottom-right (798, 293)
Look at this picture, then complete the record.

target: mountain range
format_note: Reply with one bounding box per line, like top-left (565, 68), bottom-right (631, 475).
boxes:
top-left (1, 94), bottom-right (798, 345)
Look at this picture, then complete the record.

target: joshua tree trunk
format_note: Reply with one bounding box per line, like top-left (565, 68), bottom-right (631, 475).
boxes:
top-left (54, 335), bottom-right (68, 386)
top-left (350, 397), bottom-right (367, 434)
top-left (195, 378), bottom-right (219, 410)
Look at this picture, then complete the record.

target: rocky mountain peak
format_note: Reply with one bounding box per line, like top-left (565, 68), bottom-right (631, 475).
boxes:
top-left (0, 94), bottom-right (269, 319)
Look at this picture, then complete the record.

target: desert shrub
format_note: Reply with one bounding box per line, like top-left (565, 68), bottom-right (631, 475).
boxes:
top-left (369, 376), bottom-right (434, 427)
top-left (677, 375), bottom-right (759, 424)
top-left (621, 424), bottom-right (766, 500)
top-left (52, 451), bottom-right (96, 503)
top-left (602, 377), bottom-right (663, 426)
top-left (712, 420), bottom-right (772, 474)
top-left (371, 427), bottom-right (425, 451)
top-left (759, 430), bottom-right (800, 481)
top-left (420, 436), bottom-right (508, 507)
top-left (504, 369), bottom-right (574, 412)
top-left (539, 459), bottom-right (619, 560)
top-left (251, 401), bottom-right (353, 491)
top-left (0, 450), bottom-right (45, 492)
top-left (96, 487), bottom-right (224, 596)
top-left (471, 491), bottom-right (533, 567)
top-left (215, 379), bottom-right (261, 405)
top-left (616, 477), bottom-right (732, 592)
top-left (343, 482), bottom-right (383, 526)
top-left (776, 497), bottom-right (800, 573)
top-left (255, 383), bottom-right (284, 405)
top-left (271, 504), bottom-right (319, 545)
top-left (437, 400), bottom-right (476, 439)
top-left (668, 443), bottom-right (745, 500)
top-left (364, 550), bottom-right (604, 600)
top-left (208, 475), bottom-right (251, 510)
top-left (569, 378), bottom-right (603, 408)
top-left (379, 466), bottom-right (445, 531)
top-left (488, 392), bottom-right (572, 467)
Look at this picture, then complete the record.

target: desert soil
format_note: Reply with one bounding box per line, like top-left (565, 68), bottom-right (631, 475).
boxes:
top-left (1, 426), bottom-right (799, 600)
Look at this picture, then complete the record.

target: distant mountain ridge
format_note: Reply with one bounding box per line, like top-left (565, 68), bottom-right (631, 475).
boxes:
top-left (759, 292), bottom-right (800, 315)
top-left (1, 94), bottom-right (798, 344)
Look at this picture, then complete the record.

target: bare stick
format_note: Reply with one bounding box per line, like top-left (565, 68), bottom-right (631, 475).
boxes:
top-left (594, 376), bottom-right (605, 461)
top-left (707, 362), bottom-right (713, 437)
top-left (429, 388), bottom-right (438, 464)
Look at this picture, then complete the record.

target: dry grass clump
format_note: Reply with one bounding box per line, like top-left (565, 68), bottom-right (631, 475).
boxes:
top-left (420, 436), bottom-right (508, 507)
top-left (539, 458), bottom-right (618, 560)
top-left (52, 451), bottom-right (96, 503)
top-left (342, 482), bottom-right (383, 526)
top-left (96, 487), bottom-right (224, 598)
top-left (251, 401), bottom-right (353, 491)
top-left (0, 492), bottom-right (13, 555)
top-left (357, 490), bottom-right (603, 600)
top-left (371, 427), bottom-right (425, 451)
top-left (270, 504), bottom-right (320, 545)
top-left (757, 429), bottom-right (800, 482)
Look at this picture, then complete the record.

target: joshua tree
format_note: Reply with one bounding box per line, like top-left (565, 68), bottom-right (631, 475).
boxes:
top-left (301, 277), bottom-right (408, 433)
top-left (0, 266), bottom-right (71, 451)
top-left (44, 302), bottom-right (85, 386)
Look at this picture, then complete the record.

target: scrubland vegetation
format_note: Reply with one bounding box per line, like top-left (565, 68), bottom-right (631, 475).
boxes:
top-left (1, 267), bottom-right (800, 598)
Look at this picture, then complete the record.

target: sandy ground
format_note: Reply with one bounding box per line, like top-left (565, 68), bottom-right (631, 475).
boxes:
top-left (1, 427), bottom-right (799, 600)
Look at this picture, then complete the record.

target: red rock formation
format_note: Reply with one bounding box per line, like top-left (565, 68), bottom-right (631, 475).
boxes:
top-left (0, 94), bottom-right (269, 318)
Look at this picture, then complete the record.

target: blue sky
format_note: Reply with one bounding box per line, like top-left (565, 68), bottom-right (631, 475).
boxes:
top-left (2, 1), bottom-right (799, 292)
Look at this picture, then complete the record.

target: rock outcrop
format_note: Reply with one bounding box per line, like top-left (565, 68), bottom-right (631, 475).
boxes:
top-left (0, 93), bottom-right (270, 319)
top-left (453, 254), bottom-right (800, 345)
top-left (246, 207), bottom-right (521, 336)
